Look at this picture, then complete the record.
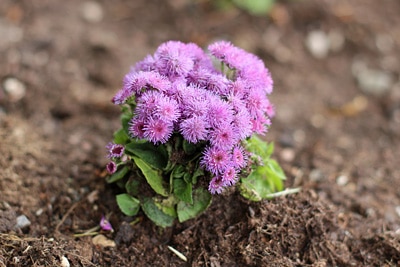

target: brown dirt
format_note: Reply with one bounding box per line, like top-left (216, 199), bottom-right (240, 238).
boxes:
top-left (1, 0), bottom-right (400, 266)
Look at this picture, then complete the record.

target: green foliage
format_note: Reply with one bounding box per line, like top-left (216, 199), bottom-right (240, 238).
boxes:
top-left (177, 188), bottom-right (212, 222)
top-left (141, 197), bottom-right (175, 228)
top-left (240, 136), bottom-right (286, 201)
top-left (125, 141), bottom-right (168, 170)
top-left (214, 0), bottom-right (276, 16)
top-left (108, 123), bottom-right (286, 227)
top-left (232, 0), bottom-right (276, 15)
top-left (116, 194), bottom-right (140, 216)
top-left (132, 157), bottom-right (168, 197)
top-left (106, 166), bottom-right (129, 183)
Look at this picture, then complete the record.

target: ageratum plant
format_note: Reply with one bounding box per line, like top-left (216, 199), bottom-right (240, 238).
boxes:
top-left (106, 40), bottom-right (286, 227)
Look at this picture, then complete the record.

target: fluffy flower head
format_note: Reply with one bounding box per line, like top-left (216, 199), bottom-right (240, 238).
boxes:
top-left (110, 40), bottom-right (275, 195)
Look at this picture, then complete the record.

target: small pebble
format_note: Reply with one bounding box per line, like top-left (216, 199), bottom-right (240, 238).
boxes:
top-left (356, 68), bottom-right (394, 96)
top-left (35, 208), bottom-right (44, 216)
top-left (306, 30), bottom-right (330, 59)
top-left (81, 1), bottom-right (104, 23)
top-left (2, 77), bottom-right (26, 102)
top-left (60, 256), bottom-right (70, 267)
top-left (248, 206), bottom-right (255, 218)
top-left (310, 114), bottom-right (326, 128)
top-left (336, 175), bottom-right (349, 186)
top-left (16, 215), bottom-right (31, 229)
top-left (92, 234), bottom-right (116, 247)
top-left (280, 148), bottom-right (295, 162)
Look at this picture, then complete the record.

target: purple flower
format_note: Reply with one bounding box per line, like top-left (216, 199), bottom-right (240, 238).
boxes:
top-left (222, 166), bottom-right (238, 186)
top-left (183, 43), bottom-right (214, 71)
top-left (154, 41), bottom-right (194, 78)
top-left (106, 143), bottom-right (125, 158)
top-left (179, 86), bottom-right (210, 117)
top-left (187, 69), bottom-right (230, 95)
top-left (206, 98), bottom-right (234, 128)
top-left (143, 117), bottom-right (173, 144)
top-left (208, 176), bottom-right (225, 194)
top-left (229, 79), bottom-right (248, 97)
top-left (135, 90), bottom-right (162, 118)
top-left (110, 40), bottom-right (277, 196)
top-left (209, 122), bottom-right (238, 150)
top-left (232, 110), bottom-right (253, 139)
top-left (201, 146), bottom-right (231, 175)
top-left (245, 89), bottom-right (269, 117)
top-left (100, 215), bottom-right (113, 231)
top-left (106, 161), bottom-right (117, 174)
top-left (232, 145), bottom-right (248, 169)
top-left (208, 41), bottom-right (238, 68)
top-left (265, 99), bottom-right (275, 118)
top-left (251, 116), bottom-right (268, 135)
top-left (134, 55), bottom-right (156, 72)
top-left (129, 117), bottom-right (146, 139)
top-left (154, 96), bottom-right (180, 122)
top-left (141, 71), bottom-right (171, 92)
top-left (179, 116), bottom-right (209, 143)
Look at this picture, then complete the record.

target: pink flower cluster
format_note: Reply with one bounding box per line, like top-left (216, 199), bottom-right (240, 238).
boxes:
top-left (110, 41), bottom-right (274, 194)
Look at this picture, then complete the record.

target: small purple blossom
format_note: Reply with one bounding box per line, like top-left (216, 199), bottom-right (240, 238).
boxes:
top-left (179, 116), bottom-right (209, 143)
top-left (129, 117), bottom-right (146, 139)
top-left (206, 98), bottom-right (234, 128)
top-left (201, 146), bottom-right (231, 175)
top-left (154, 41), bottom-right (194, 78)
top-left (106, 161), bottom-right (117, 174)
top-left (209, 123), bottom-right (238, 150)
top-left (208, 176), bottom-right (225, 194)
top-left (106, 143), bottom-right (125, 158)
top-left (232, 145), bottom-right (248, 169)
top-left (154, 96), bottom-right (180, 122)
top-left (143, 117), bottom-right (173, 144)
top-left (100, 215), bottom-right (113, 231)
top-left (222, 166), bottom-right (238, 186)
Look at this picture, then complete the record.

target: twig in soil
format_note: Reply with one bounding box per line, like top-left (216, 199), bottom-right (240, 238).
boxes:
top-left (54, 201), bottom-right (81, 235)
top-left (265, 187), bottom-right (301, 198)
top-left (167, 246), bottom-right (187, 262)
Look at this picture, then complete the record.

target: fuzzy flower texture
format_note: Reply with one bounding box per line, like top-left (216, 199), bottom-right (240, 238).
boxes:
top-left (109, 41), bottom-right (275, 194)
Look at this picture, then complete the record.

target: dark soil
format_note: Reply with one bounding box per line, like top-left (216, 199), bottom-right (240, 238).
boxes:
top-left (1, 0), bottom-right (400, 266)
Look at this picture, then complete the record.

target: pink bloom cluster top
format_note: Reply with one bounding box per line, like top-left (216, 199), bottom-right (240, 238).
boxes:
top-left (108, 40), bottom-right (275, 194)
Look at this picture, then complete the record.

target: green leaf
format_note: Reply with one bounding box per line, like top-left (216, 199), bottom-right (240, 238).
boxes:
top-left (177, 188), bottom-right (212, 222)
top-left (121, 106), bottom-right (133, 130)
top-left (142, 197), bottom-right (175, 228)
top-left (171, 165), bottom-right (185, 178)
top-left (116, 193), bottom-right (140, 216)
top-left (133, 157), bottom-right (168, 197)
top-left (191, 167), bottom-right (204, 185)
top-left (125, 178), bottom-right (140, 196)
top-left (265, 159), bottom-right (286, 191)
top-left (154, 196), bottom-right (178, 218)
top-left (239, 166), bottom-right (273, 201)
top-left (173, 179), bottom-right (193, 204)
top-left (113, 128), bottom-right (130, 144)
top-left (106, 166), bottom-right (129, 183)
top-left (232, 0), bottom-right (276, 15)
top-left (125, 141), bottom-right (168, 170)
top-left (265, 142), bottom-right (274, 159)
top-left (245, 135), bottom-right (269, 160)
top-left (182, 140), bottom-right (196, 155)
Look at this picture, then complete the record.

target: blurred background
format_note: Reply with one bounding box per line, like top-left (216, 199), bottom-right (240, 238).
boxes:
top-left (1, 0), bottom-right (399, 265)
